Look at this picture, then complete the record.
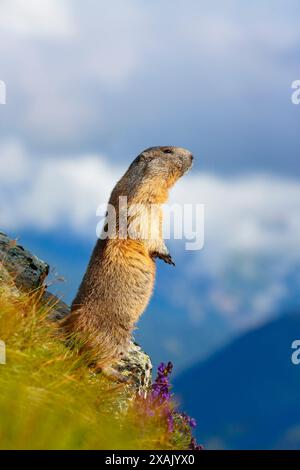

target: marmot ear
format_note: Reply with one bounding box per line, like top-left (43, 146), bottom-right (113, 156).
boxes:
top-left (139, 152), bottom-right (147, 162)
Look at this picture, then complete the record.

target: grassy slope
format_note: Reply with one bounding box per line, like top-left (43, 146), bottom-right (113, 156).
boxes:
top-left (0, 272), bottom-right (192, 450)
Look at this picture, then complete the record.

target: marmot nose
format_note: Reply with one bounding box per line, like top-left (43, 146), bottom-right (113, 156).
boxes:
top-left (188, 153), bottom-right (194, 164)
top-left (182, 153), bottom-right (193, 172)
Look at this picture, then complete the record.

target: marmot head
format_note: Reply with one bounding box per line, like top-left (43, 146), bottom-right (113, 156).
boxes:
top-left (137, 146), bottom-right (193, 180)
top-left (112, 146), bottom-right (193, 204)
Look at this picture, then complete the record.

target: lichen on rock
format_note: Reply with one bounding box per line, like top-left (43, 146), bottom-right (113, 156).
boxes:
top-left (0, 232), bottom-right (49, 290)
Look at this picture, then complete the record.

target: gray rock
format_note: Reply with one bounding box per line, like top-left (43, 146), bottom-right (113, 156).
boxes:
top-left (0, 231), bottom-right (152, 392)
top-left (113, 341), bottom-right (153, 394)
top-left (43, 291), bottom-right (71, 320)
top-left (0, 232), bottom-right (49, 290)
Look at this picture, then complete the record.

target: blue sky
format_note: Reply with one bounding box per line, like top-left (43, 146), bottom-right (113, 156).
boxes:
top-left (1, 0), bottom-right (300, 373)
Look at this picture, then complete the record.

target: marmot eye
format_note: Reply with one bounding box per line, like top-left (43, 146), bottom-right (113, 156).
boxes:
top-left (163, 149), bottom-right (173, 154)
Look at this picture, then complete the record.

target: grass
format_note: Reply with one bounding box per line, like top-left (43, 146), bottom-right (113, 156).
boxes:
top-left (0, 269), bottom-right (193, 450)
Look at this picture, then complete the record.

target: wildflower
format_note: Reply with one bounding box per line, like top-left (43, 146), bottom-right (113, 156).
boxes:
top-left (189, 438), bottom-right (204, 451)
top-left (135, 361), bottom-right (203, 450)
top-left (151, 362), bottom-right (173, 404)
top-left (157, 361), bottom-right (173, 377)
top-left (167, 414), bottom-right (174, 433)
top-left (189, 418), bottom-right (197, 428)
top-left (180, 413), bottom-right (197, 429)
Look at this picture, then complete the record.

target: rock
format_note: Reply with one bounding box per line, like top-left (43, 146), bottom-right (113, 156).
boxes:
top-left (0, 264), bottom-right (20, 299)
top-left (113, 341), bottom-right (152, 394)
top-left (0, 231), bottom-right (152, 393)
top-left (43, 291), bottom-right (71, 320)
top-left (0, 232), bottom-right (49, 290)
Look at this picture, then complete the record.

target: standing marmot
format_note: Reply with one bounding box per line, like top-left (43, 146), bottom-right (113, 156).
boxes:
top-left (62, 146), bottom-right (193, 379)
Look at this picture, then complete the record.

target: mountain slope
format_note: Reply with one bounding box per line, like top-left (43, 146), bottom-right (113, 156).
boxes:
top-left (174, 313), bottom-right (300, 449)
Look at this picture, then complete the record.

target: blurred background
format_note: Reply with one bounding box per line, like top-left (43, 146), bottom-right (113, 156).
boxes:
top-left (1, 0), bottom-right (300, 449)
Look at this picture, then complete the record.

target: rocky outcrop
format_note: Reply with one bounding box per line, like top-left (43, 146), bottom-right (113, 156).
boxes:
top-left (0, 232), bottom-right (49, 290)
top-left (0, 232), bottom-right (152, 393)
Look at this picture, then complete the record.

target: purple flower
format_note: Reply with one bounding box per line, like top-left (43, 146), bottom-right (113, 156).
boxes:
top-left (167, 413), bottom-right (174, 433)
top-left (179, 412), bottom-right (197, 429)
top-left (189, 418), bottom-right (197, 428)
top-left (157, 362), bottom-right (166, 374)
top-left (157, 361), bottom-right (173, 377)
top-left (144, 361), bottom-right (203, 450)
top-left (151, 362), bottom-right (174, 404)
top-left (189, 438), bottom-right (204, 451)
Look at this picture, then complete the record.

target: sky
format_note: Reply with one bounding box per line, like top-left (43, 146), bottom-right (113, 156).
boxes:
top-left (1, 0), bottom-right (300, 373)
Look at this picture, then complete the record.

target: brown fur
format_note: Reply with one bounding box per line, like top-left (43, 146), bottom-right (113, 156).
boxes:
top-left (62, 146), bottom-right (193, 373)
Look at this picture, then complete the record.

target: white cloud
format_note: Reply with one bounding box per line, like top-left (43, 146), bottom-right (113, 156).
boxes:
top-left (169, 172), bottom-right (300, 329)
top-left (0, 140), bottom-right (120, 234)
top-left (0, 1), bottom-right (299, 152)
top-left (171, 173), bottom-right (300, 262)
top-left (0, 1), bottom-right (152, 144)
top-left (0, 0), bottom-right (74, 37)
top-left (0, 140), bottom-right (30, 183)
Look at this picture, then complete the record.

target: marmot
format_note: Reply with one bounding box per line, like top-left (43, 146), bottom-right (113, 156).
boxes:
top-left (62, 146), bottom-right (193, 379)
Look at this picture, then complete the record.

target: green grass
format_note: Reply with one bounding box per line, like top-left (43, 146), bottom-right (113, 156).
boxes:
top-left (0, 271), bottom-right (192, 450)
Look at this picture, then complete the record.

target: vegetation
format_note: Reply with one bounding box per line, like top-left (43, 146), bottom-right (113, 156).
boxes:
top-left (0, 271), bottom-right (200, 450)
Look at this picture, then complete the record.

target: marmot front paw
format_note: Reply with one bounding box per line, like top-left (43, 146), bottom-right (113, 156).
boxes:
top-left (151, 251), bottom-right (175, 266)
